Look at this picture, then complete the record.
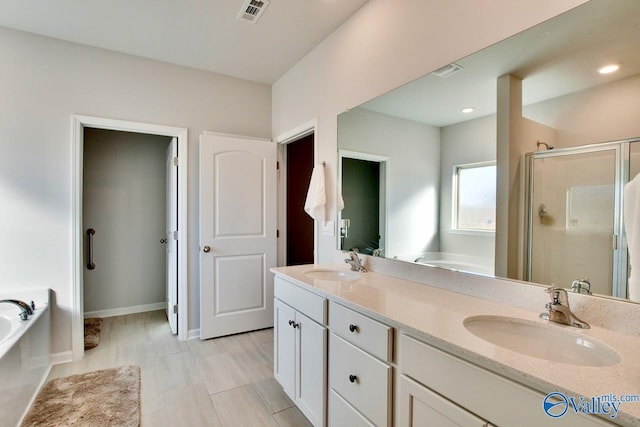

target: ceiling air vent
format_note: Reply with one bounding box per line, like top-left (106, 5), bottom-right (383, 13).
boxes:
top-left (431, 63), bottom-right (463, 77)
top-left (237, 0), bottom-right (270, 24)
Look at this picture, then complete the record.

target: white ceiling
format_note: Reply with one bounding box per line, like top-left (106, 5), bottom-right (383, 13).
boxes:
top-left (359, 0), bottom-right (640, 127)
top-left (0, 0), bottom-right (368, 84)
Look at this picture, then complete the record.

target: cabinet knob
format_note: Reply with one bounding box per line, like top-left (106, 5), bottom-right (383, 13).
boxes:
top-left (203, 246), bottom-right (211, 253)
top-left (288, 320), bottom-right (299, 328)
top-left (349, 374), bottom-right (358, 383)
top-left (349, 324), bottom-right (358, 333)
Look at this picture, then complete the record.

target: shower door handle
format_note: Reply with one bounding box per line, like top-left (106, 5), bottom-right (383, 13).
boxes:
top-left (87, 228), bottom-right (96, 270)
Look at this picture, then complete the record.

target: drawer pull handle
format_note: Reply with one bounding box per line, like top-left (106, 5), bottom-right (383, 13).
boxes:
top-left (349, 324), bottom-right (358, 333)
top-left (349, 374), bottom-right (358, 383)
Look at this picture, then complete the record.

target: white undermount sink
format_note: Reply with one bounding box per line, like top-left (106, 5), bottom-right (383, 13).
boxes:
top-left (303, 269), bottom-right (361, 282)
top-left (464, 315), bottom-right (621, 367)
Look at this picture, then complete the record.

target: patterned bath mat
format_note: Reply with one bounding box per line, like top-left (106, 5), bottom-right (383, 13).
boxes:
top-left (22, 365), bottom-right (141, 427)
top-left (84, 317), bottom-right (103, 350)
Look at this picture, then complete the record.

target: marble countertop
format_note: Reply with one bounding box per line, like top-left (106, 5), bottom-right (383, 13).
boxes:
top-left (271, 264), bottom-right (640, 426)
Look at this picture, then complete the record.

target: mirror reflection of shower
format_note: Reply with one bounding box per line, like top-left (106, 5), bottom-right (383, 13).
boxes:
top-left (524, 138), bottom-right (640, 300)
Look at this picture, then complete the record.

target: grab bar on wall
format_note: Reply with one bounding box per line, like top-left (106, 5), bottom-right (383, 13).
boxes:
top-left (87, 228), bottom-right (96, 270)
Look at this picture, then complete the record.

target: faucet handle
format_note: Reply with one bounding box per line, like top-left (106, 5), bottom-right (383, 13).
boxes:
top-left (545, 287), bottom-right (569, 306)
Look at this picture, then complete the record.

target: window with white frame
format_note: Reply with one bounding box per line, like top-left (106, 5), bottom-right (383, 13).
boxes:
top-left (453, 162), bottom-right (496, 231)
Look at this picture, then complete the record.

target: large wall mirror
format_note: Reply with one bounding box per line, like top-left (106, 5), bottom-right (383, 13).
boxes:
top-left (337, 0), bottom-right (640, 303)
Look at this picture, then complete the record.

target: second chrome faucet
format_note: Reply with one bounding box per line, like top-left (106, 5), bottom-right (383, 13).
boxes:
top-left (345, 251), bottom-right (368, 272)
top-left (540, 287), bottom-right (590, 329)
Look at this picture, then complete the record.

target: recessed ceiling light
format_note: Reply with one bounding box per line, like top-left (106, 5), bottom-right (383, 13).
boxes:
top-left (461, 107), bottom-right (474, 114)
top-left (597, 64), bottom-right (620, 74)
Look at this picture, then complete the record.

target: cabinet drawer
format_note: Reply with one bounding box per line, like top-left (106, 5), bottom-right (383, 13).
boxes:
top-left (274, 276), bottom-right (326, 324)
top-left (329, 301), bottom-right (393, 362)
top-left (329, 333), bottom-right (392, 426)
top-left (399, 334), bottom-right (614, 427)
top-left (330, 390), bottom-right (374, 427)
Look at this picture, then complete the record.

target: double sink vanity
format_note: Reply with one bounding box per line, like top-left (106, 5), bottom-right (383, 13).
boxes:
top-left (271, 259), bottom-right (640, 426)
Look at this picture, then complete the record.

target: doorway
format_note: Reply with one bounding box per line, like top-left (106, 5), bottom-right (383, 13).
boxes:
top-left (82, 128), bottom-right (171, 322)
top-left (72, 115), bottom-right (188, 361)
top-left (286, 134), bottom-right (315, 265)
top-left (339, 151), bottom-right (388, 257)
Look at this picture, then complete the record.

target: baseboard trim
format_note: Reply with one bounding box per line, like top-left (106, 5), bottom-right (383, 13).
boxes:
top-left (51, 350), bottom-right (73, 365)
top-left (84, 302), bottom-right (165, 318)
top-left (188, 328), bottom-right (200, 340)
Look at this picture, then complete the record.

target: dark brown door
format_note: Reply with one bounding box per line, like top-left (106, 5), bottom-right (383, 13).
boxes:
top-left (286, 134), bottom-right (314, 265)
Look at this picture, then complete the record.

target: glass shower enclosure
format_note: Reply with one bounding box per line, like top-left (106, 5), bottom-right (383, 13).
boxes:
top-left (524, 138), bottom-right (640, 299)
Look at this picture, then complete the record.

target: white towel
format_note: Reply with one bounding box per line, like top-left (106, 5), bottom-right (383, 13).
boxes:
top-left (337, 183), bottom-right (345, 212)
top-left (624, 173), bottom-right (640, 302)
top-left (304, 165), bottom-right (326, 221)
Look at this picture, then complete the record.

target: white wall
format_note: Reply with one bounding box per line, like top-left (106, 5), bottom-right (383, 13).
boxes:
top-left (440, 115), bottom-right (496, 260)
top-left (338, 108), bottom-right (440, 258)
top-left (523, 74), bottom-right (640, 148)
top-left (0, 27), bottom-right (271, 354)
top-left (272, 0), bottom-right (587, 263)
top-left (83, 129), bottom-right (170, 314)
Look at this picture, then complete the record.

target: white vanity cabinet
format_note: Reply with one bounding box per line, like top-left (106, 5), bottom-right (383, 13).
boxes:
top-left (397, 334), bottom-right (616, 427)
top-left (399, 375), bottom-right (493, 427)
top-left (274, 277), bottom-right (327, 427)
top-left (328, 301), bottom-right (394, 426)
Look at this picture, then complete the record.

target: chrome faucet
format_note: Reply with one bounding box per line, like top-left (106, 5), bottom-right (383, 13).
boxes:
top-left (0, 299), bottom-right (35, 321)
top-left (540, 287), bottom-right (589, 329)
top-left (570, 277), bottom-right (592, 295)
top-left (345, 251), bottom-right (368, 272)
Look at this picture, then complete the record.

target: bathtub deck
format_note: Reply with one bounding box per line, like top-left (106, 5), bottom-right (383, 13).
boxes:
top-left (48, 311), bottom-right (309, 427)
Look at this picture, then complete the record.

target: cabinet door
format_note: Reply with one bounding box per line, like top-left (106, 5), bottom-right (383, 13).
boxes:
top-left (398, 375), bottom-right (487, 427)
top-left (274, 299), bottom-right (296, 400)
top-left (297, 310), bottom-right (327, 427)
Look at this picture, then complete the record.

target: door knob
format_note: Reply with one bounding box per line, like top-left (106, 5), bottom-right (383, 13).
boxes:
top-left (203, 246), bottom-right (211, 253)
top-left (160, 238), bottom-right (167, 244)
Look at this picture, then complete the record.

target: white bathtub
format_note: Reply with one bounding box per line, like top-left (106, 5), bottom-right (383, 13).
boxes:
top-left (0, 289), bottom-right (51, 427)
top-left (404, 252), bottom-right (494, 276)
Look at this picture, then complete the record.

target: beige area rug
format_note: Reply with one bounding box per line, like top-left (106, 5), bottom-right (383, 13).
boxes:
top-left (84, 318), bottom-right (103, 350)
top-left (21, 365), bottom-right (141, 427)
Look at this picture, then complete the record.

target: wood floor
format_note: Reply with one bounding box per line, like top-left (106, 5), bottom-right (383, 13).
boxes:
top-left (48, 310), bottom-right (312, 427)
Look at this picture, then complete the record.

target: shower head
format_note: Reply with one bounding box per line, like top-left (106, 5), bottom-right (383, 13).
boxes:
top-left (537, 140), bottom-right (554, 150)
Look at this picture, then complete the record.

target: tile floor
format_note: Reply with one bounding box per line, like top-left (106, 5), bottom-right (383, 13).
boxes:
top-left (48, 310), bottom-right (312, 427)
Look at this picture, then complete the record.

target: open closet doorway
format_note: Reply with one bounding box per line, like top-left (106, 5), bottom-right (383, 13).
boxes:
top-left (83, 128), bottom-right (172, 324)
top-left (72, 115), bottom-right (188, 362)
top-left (285, 133), bottom-right (315, 265)
top-left (275, 120), bottom-right (318, 266)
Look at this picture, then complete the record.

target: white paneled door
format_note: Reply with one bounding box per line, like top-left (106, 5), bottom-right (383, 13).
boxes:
top-left (199, 133), bottom-right (277, 339)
